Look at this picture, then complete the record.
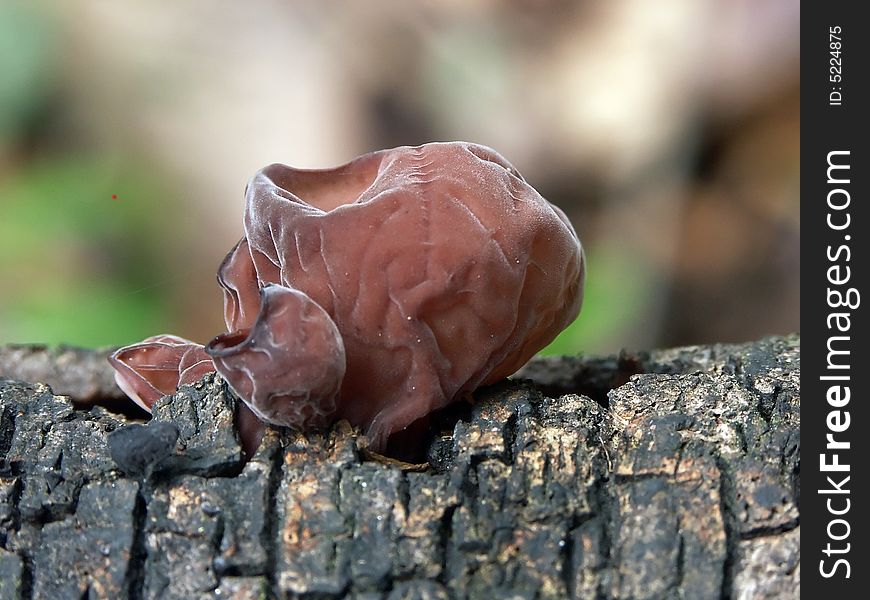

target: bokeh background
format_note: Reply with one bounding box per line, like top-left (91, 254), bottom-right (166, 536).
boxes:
top-left (0, 0), bottom-right (799, 356)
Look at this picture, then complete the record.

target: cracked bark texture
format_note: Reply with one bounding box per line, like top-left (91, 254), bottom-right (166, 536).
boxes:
top-left (0, 335), bottom-right (799, 599)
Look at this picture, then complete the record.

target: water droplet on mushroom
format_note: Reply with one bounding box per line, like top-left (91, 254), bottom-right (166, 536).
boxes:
top-left (416, 338), bottom-right (421, 343)
top-left (406, 316), bottom-right (412, 321)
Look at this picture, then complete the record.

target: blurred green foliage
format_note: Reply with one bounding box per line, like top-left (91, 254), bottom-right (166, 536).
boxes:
top-left (0, 2), bottom-right (56, 141)
top-left (0, 157), bottom-right (173, 347)
top-left (540, 249), bottom-right (651, 356)
top-left (0, 3), bottom-right (176, 348)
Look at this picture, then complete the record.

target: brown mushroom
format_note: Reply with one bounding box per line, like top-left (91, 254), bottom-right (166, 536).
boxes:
top-left (111, 142), bottom-right (585, 453)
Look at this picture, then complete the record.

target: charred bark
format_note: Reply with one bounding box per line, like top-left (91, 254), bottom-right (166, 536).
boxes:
top-left (0, 335), bottom-right (799, 599)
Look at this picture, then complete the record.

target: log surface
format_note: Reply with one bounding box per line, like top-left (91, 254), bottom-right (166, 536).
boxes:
top-left (0, 335), bottom-right (799, 599)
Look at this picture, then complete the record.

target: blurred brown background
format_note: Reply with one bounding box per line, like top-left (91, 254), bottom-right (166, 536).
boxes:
top-left (0, 0), bottom-right (799, 355)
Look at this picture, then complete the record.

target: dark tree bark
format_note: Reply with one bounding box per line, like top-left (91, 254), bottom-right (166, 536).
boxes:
top-left (0, 335), bottom-right (799, 599)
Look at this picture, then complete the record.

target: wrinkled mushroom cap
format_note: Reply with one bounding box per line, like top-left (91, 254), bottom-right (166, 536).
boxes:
top-left (206, 284), bottom-right (345, 429)
top-left (108, 334), bottom-right (213, 412)
top-left (214, 142), bottom-right (584, 448)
